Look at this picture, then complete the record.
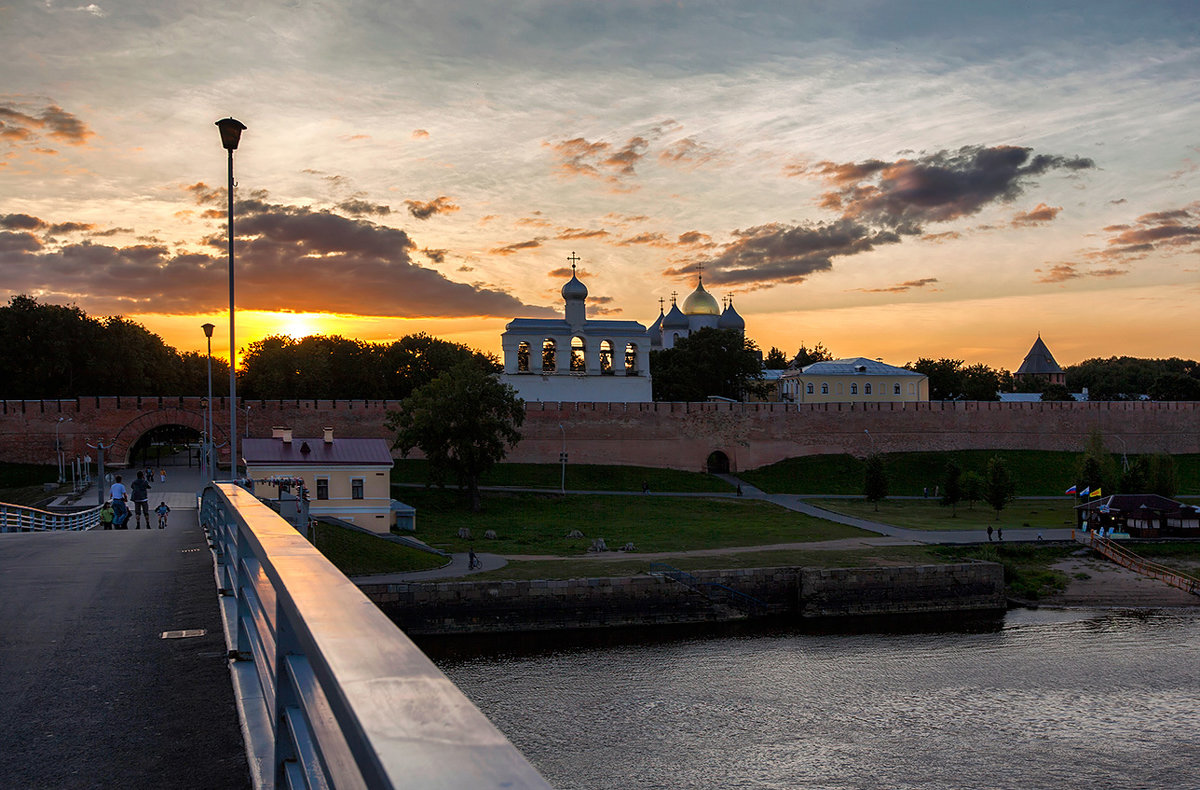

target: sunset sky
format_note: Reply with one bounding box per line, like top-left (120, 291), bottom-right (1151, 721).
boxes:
top-left (3, 1), bottom-right (1198, 371)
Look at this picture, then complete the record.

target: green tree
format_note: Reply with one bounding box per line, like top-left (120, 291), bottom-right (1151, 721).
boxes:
top-left (984, 455), bottom-right (1016, 519)
top-left (1119, 457), bottom-right (1149, 494)
top-left (764, 347), bottom-right (789, 369)
top-left (863, 454), bottom-right (888, 511)
top-left (386, 362), bottom-right (524, 511)
top-left (650, 328), bottom-right (767, 401)
top-left (907, 358), bottom-right (965, 401)
top-left (1149, 372), bottom-right (1200, 401)
top-left (1075, 429), bottom-right (1118, 497)
top-left (960, 363), bottom-right (1002, 401)
top-left (789, 342), bottom-right (834, 369)
top-left (962, 470), bottom-right (984, 510)
top-left (1040, 383), bottom-right (1074, 401)
top-left (941, 461), bottom-right (963, 516)
top-left (1147, 453), bottom-right (1177, 498)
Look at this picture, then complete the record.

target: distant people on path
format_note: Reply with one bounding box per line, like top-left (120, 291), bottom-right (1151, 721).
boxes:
top-left (100, 501), bottom-right (114, 530)
top-left (468, 547), bottom-right (480, 570)
top-left (159, 468), bottom-right (166, 483)
top-left (155, 501), bottom-right (170, 529)
top-left (997, 528), bottom-right (1004, 542)
top-left (641, 480), bottom-right (650, 494)
top-left (737, 483), bottom-right (743, 497)
top-left (923, 486), bottom-right (929, 498)
top-left (130, 471), bottom-right (152, 529)
top-left (987, 525), bottom-right (993, 542)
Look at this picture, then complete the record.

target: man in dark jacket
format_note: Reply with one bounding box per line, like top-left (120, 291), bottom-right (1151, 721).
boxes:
top-left (130, 471), bottom-right (152, 529)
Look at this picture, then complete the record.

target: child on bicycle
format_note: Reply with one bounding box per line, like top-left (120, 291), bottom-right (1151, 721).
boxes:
top-left (155, 501), bottom-right (170, 529)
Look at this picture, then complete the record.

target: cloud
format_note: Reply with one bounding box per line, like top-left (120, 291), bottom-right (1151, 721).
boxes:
top-left (1094, 203), bottom-right (1200, 259)
top-left (337, 199), bottom-right (391, 217)
top-left (1011, 203), bottom-right (1062, 226)
top-left (0, 103), bottom-right (94, 148)
top-left (855, 277), bottom-right (939, 294)
top-left (919, 231), bottom-right (961, 243)
top-left (490, 239), bottom-right (543, 255)
top-left (618, 232), bottom-right (669, 246)
top-left (671, 219), bottom-right (902, 287)
top-left (808, 145), bottom-right (1093, 229)
top-left (677, 231), bottom-right (713, 247)
top-left (0, 201), bottom-right (555, 319)
top-left (548, 267), bottom-right (593, 279)
top-left (659, 137), bottom-right (719, 169)
top-left (411, 129), bottom-right (430, 139)
top-left (1035, 264), bottom-right (1083, 283)
top-left (423, 248), bottom-right (447, 264)
top-left (404, 196), bottom-right (460, 220)
top-left (546, 135), bottom-right (649, 184)
top-left (680, 144), bottom-right (1093, 289)
top-left (556, 228), bottom-right (610, 240)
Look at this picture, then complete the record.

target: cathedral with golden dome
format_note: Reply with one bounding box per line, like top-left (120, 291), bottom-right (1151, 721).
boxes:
top-left (648, 274), bottom-right (745, 351)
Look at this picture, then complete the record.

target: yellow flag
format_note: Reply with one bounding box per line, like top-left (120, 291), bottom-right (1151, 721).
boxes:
top-left (1090, 487), bottom-right (1102, 498)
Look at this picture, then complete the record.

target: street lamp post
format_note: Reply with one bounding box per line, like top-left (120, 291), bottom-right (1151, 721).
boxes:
top-left (215, 117), bottom-right (246, 479)
top-left (86, 438), bottom-right (114, 506)
top-left (559, 423), bottom-right (566, 494)
top-left (202, 322), bottom-right (215, 481)
top-left (55, 417), bottom-right (72, 483)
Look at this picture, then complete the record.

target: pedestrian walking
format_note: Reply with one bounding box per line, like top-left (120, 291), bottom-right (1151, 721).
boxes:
top-left (109, 475), bottom-right (129, 528)
top-left (100, 501), bottom-right (114, 530)
top-left (997, 527), bottom-right (1003, 542)
top-left (130, 470), bottom-right (152, 529)
top-left (987, 525), bottom-right (993, 542)
top-left (468, 547), bottom-right (479, 570)
top-left (159, 468), bottom-right (166, 483)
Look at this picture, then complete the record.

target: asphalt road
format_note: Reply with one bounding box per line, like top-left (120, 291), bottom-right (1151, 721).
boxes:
top-left (0, 506), bottom-right (249, 788)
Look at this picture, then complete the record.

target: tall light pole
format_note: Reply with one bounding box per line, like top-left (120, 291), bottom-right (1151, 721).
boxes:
top-left (559, 423), bottom-right (566, 494)
top-left (55, 417), bottom-right (72, 483)
top-left (215, 117), bottom-right (246, 478)
top-left (202, 322), bottom-right (215, 481)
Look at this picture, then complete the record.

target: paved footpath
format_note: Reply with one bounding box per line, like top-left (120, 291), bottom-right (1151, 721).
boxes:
top-left (0, 468), bottom-right (249, 789)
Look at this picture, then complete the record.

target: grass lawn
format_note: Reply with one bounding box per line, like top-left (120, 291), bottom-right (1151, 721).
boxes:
top-left (392, 460), bottom-right (731, 493)
top-left (0, 462), bottom-right (63, 507)
top-left (931, 543), bottom-right (1076, 600)
top-left (311, 521), bottom-right (446, 576)
top-left (742, 451), bottom-right (1200, 497)
top-left (469, 545), bottom-right (953, 580)
top-left (808, 498), bottom-right (1078, 532)
top-left (393, 487), bottom-right (869, 556)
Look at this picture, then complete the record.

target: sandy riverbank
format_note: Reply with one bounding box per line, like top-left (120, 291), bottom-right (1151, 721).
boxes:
top-left (1039, 555), bottom-right (1200, 608)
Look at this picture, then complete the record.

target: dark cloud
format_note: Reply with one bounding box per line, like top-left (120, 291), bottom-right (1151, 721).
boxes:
top-left (671, 220), bottom-right (902, 287)
top-left (337, 199), bottom-right (391, 217)
top-left (619, 232), bottom-right (668, 246)
top-left (810, 145), bottom-right (1093, 229)
top-left (491, 239), bottom-right (543, 255)
top-left (0, 203), bottom-right (555, 319)
top-left (677, 231), bottom-right (713, 247)
top-left (681, 144), bottom-right (1092, 289)
top-left (1035, 262), bottom-right (1130, 284)
top-left (1093, 203), bottom-right (1200, 260)
top-left (1011, 203), bottom-right (1062, 226)
top-left (405, 196), bottom-right (460, 220)
top-left (0, 103), bottom-right (94, 148)
top-left (549, 267), bottom-right (594, 279)
top-left (919, 231), bottom-right (961, 243)
top-left (423, 248), bottom-right (447, 264)
top-left (1, 214), bottom-right (43, 230)
top-left (855, 278), bottom-right (939, 294)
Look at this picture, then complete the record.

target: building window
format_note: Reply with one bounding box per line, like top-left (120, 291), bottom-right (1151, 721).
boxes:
top-left (894, 383), bottom-right (901, 395)
top-left (865, 383), bottom-right (872, 395)
top-left (625, 343), bottom-right (639, 375)
top-left (316, 478), bottom-right (329, 500)
top-left (850, 383), bottom-right (858, 395)
top-left (806, 383), bottom-right (814, 394)
top-left (542, 338), bottom-right (556, 371)
top-left (516, 341), bottom-right (530, 372)
top-left (351, 478), bottom-right (364, 500)
top-left (599, 340), bottom-right (614, 375)
top-left (821, 383), bottom-right (829, 394)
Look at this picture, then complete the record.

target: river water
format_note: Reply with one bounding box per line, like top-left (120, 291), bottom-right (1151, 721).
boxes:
top-left (427, 608), bottom-right (1200, 789)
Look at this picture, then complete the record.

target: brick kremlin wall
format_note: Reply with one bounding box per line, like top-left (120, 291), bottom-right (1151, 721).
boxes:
top-left (1, 396), bottom-right (1197, 470)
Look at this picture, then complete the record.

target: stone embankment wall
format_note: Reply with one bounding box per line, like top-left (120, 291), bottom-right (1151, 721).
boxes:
top-left (2, 397), bottom-right (1198, 470)
top-left (359, 562), bottom-right (1004, 635)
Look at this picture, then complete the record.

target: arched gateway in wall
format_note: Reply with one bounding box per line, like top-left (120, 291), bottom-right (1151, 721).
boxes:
top-left (706, 450), bottom-right (731, 474)
top-left (109, 407), bottom-right (224, 467)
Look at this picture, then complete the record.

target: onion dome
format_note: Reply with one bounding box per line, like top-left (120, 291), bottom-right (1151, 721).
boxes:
top-left (662, 301), bottom-right (689, 330)
top-left (682, 278), bottom-right (719, 316)
top-left (649, 309), bottom-right (664, 345)
top-left (718, 299), bottom-right (745, 330)
top-left (561, 267), bottom-right (588, 301)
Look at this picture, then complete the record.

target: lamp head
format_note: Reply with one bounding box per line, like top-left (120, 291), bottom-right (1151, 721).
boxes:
top-left (214, 117), bottom-right (247, 151)
top-left (201, 322), bottom-right (215, 339)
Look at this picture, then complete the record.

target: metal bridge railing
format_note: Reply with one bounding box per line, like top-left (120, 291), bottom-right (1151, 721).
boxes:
top-left (1074, 529), bottom-right (1200, 596)
top-left (0, 501), bottom-right (101, 533)
top-left (201, 482), bottom-right (550, 790)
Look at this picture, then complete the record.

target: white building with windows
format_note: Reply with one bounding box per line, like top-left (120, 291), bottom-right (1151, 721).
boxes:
top-left (779, 358), bottom-right (928, 403)
top-left (500, 265), bottom-right (653, 402)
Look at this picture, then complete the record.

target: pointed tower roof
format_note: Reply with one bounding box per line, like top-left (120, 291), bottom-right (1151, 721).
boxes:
top-left (1016, 335), bottom-right (1063, 377)
top-left (718, 297), bottom-right (745, 330)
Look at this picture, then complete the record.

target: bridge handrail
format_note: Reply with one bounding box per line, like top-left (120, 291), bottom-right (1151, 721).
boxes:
top-left (200, 482), bottom-right (550, 790)
top-left (0, 501), bottom-right (101, 533)
top-left (1074, 530), bottom-right (1200, 596)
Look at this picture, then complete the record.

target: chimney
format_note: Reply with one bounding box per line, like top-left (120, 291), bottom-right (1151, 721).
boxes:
top-left (272, 426), bottom-right (293, 443)
top-left (323, 427), bottom-right (334, 444)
